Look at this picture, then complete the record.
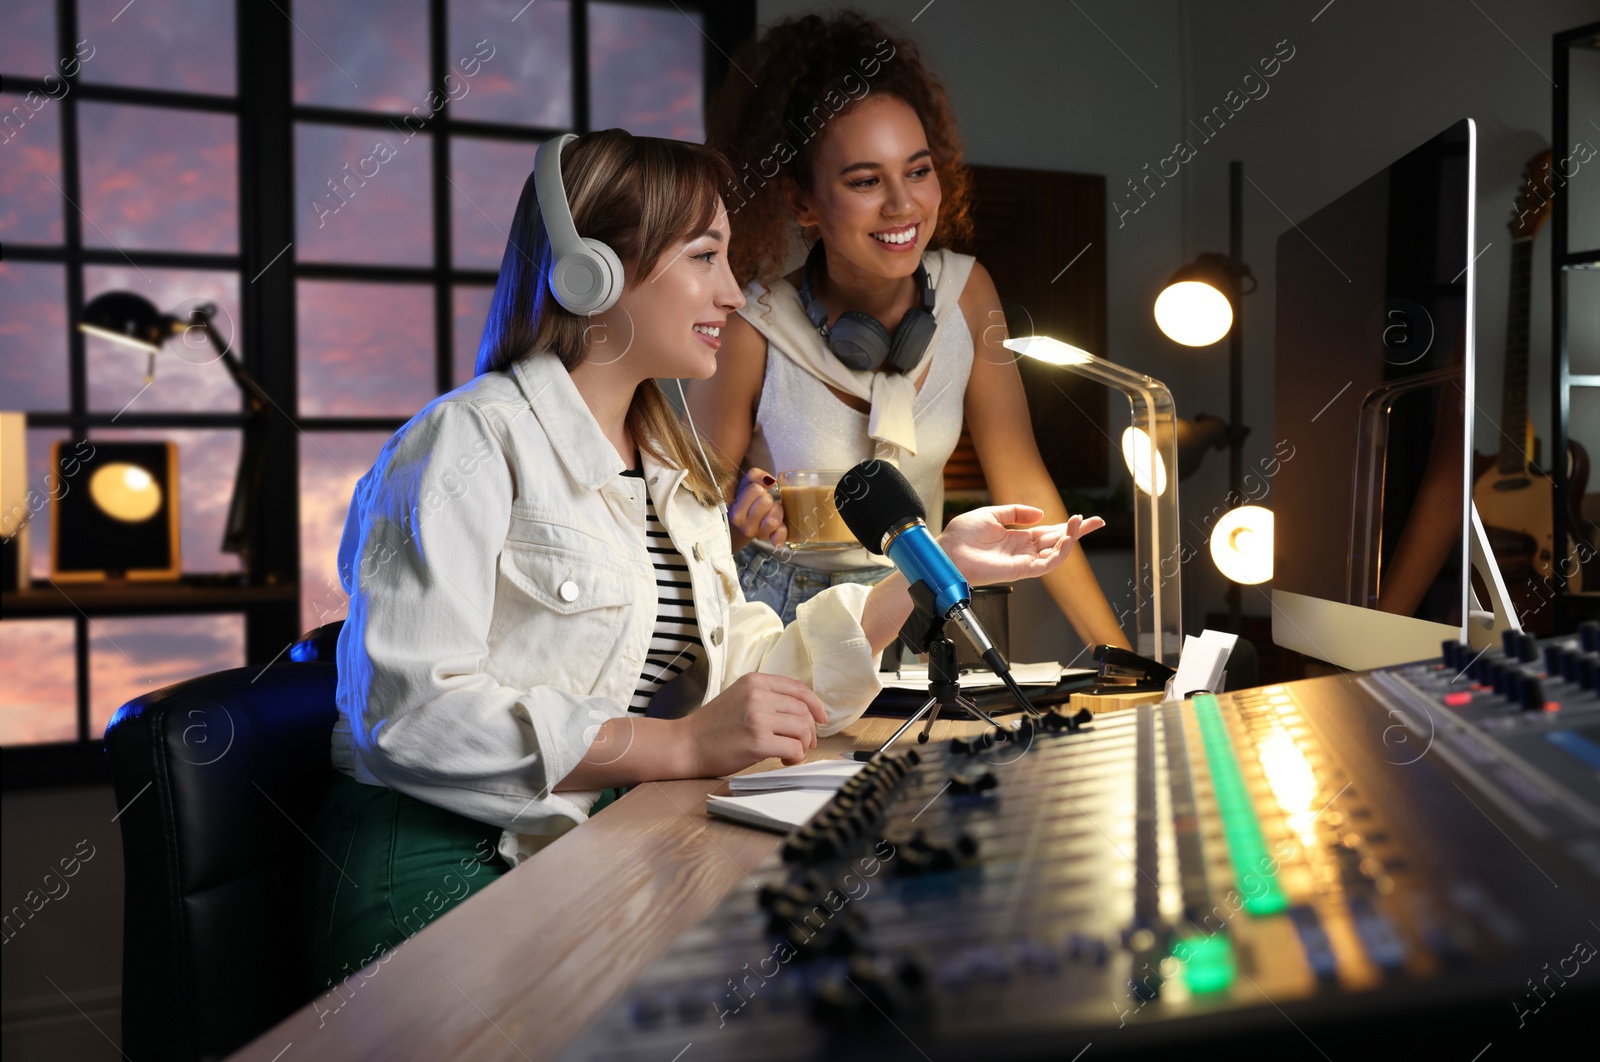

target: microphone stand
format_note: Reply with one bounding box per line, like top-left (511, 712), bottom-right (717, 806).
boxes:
top-left (854, 581), bottom-right (1041, 761)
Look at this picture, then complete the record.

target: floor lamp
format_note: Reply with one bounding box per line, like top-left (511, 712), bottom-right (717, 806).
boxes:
top-left (1153, 160), bottom-right (1260, 631)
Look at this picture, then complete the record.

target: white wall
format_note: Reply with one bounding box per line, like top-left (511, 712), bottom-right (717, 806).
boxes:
top-left (757, 0), bottom-right (1599, 652)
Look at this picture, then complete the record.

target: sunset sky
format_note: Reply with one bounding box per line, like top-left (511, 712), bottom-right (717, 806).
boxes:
top-left (0, 0), bottom-right (705, 745)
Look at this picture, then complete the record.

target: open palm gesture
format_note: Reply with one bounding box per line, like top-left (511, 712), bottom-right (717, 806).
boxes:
top-left (937, 504), bottom-right (1103, 586)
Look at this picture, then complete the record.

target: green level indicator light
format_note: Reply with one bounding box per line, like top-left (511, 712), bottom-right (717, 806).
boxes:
top-left (1171, 934), bottom-right (1236, 994)
top-left (1193, 694), bottom-right (1288, 916)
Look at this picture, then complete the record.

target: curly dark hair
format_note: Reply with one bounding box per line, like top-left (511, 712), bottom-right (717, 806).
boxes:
top-left (707, 10), bottom-right (975, 288)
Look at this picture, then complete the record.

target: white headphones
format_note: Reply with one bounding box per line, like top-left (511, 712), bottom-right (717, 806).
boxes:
top-left (534, 133), bottom-right (625, 315)
top-left (534, 136), bottom-right (728, 531)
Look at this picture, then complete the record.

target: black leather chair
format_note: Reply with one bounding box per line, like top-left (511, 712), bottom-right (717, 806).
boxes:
top-left (105, 624), bottom-right (342, 1062)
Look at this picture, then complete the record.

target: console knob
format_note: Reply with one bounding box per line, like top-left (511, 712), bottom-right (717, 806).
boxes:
top-left (1579, 658), bottom-right (1599, 692)
top-left (1578, 620), bottom-right (1600, 653)
top-left (1440, 640), bottom-right (1459, 669)
top-left (1518, 634), bottom-right (1539, 663)
top-left (949, 771), bottom-right (998, 795)
top-left (1544, 644), bottom-right (1567, 677)
top-left (1520, 676), bottom-right (1547, 712)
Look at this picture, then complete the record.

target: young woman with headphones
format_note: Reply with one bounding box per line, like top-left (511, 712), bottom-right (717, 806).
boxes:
top-left (299, 129), bottom-right (1100, 990)
top-left (688, 12), bottom-right (1131, 651)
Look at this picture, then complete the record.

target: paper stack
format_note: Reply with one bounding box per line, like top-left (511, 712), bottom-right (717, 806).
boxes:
top-left (707, 757), bottom-right (865, 833)
top-left (880, 661), bottom-right (1072, 692)
top-left (1168, 629), bottom-right (1240, 699)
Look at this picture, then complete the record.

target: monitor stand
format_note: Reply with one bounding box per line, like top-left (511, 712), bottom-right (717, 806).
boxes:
top-left (1466, 502), bottom-right (1520, 648)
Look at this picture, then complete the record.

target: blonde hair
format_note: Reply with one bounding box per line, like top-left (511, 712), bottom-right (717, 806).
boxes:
top-left (476, 129), bottom-right (737, 505)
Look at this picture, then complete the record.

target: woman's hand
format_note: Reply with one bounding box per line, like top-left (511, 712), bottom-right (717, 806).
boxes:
top-left (728, 467), bottom-right (787, 547)
top-left (679, 672), bottom-right (828, 776)
top-left (937, 504), bottom-right (1103, 587)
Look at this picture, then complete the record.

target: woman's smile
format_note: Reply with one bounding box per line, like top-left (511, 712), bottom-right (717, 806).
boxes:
top-left (869, 220), bottom-right (920, 252)
top-left (692, 321), bottom-right (724, 350)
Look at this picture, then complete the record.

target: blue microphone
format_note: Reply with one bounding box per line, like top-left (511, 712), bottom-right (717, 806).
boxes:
top-left (833, 460), bottom-right (1008, 675)
top-left (882, 507), bottom-right (970, 619)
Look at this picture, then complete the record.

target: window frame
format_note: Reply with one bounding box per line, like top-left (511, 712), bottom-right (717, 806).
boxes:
top-left (1, 0), bottom-right (754, 788)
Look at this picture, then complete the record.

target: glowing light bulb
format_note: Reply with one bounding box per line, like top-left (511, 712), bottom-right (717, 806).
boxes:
top-left (1155, 280), bottom-right (1233, 347)
top-left (1120, 426), bottom-right (1169, 497)
top-left (1210, 505), bottom-right (1273, 584)
top-left (90, 462), bottom-right (162, 523)
top-left (1002, 335), bottom-right (1094, 365)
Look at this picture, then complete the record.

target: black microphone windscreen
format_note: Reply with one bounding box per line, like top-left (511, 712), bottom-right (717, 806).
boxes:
top-left (833, 460), bottom-right (925, 556)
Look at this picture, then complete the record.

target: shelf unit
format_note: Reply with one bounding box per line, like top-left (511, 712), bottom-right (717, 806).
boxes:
top-left (1550, 21), bottom-right (1600, 632)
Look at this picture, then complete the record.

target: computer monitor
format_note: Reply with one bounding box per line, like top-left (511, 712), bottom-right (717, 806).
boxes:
top-left (1273, 118), bottom-right (1476, 670)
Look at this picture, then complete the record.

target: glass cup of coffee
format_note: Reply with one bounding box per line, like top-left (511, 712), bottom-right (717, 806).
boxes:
top-left (775, 470), bottom-right (858, 550)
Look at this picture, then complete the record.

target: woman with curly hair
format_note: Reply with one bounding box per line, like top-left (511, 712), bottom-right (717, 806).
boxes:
top-left (687, 11), bottom-right (1130, 649)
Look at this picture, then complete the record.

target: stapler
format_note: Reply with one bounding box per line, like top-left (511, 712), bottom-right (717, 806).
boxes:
top-left (1083, 644), bottom-right (1176, 696)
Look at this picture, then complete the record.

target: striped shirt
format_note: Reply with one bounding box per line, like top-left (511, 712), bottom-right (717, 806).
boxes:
top-left (623, 468), bottom-right (701, 713)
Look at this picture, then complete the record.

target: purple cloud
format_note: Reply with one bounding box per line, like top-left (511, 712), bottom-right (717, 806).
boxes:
top-left (297, 279), bottom-right (436, 416)
top-left (89, 614), bottom-right (244, 739)
top-left (0, 620), bottom-right (77, 744)
top-left (299, 430), bottom-right (392, 634)
top-left (0, 262), bottom-right (69, 410)
top-left (295, 123), bottom-right (434, 265)
top-left (589, 3), bottom-right (704, 142)
top-left (1, 91), bottom-right (65, 244)
top-left (77, 102), bottom-right (238, 254)
top-left (293, 1), bottom-right (430, 113)
top-left (78, 0), bottom-right (235, 95)
top-left (449, 0), bottom-right (572, 128)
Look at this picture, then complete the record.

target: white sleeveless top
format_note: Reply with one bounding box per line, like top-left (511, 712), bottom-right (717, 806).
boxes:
top-left (740, 256), bottom-right (976, 572)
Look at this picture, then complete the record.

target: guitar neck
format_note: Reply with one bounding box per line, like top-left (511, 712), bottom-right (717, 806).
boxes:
top-left (1497, 237), bottom-right (1533, 474)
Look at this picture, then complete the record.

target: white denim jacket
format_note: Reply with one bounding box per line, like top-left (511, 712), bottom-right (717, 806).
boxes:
top-left (330, 353), bottom-right (883, 862)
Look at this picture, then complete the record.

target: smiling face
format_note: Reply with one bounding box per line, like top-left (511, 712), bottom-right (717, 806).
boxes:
top-left (790, 94), bottom-right (942, 283)
top-left (604, 198), bottom-right (746, 381)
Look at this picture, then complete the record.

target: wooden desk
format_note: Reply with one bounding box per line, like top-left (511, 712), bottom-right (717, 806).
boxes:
top-left (227, 715), bottom-right (991, 1062)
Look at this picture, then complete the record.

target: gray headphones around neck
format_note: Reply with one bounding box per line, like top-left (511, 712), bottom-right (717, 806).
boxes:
top-left (797, 240), bottom-right (937, 373)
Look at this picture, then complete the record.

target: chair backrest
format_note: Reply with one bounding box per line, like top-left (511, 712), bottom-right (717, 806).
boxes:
top-left (105, 661), bottom-right (339, 1062)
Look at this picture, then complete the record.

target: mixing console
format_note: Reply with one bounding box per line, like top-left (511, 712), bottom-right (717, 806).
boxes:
top-left (562, 625), bottom-right (1600, 1060)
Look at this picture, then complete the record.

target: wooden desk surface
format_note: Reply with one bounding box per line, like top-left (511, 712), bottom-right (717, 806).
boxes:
top-left (228, 714), bottom-right (991, 1062)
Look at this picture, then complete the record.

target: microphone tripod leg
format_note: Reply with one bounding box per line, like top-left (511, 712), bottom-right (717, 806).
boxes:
top-left (917, 697), bottom-right (947, 744)
top-left (955, 695), bottom-right (1009, 731)
top-left (854, 696), bottom-right (937, 762)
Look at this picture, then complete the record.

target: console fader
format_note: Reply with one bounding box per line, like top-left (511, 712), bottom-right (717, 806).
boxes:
top-left (562, 625), bottom-right (1600, 1060)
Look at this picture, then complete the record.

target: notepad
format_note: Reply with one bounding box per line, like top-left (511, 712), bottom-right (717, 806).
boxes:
top-left (727, 758), bottom-right (865, 792)
top-left (706, 789), bottom-right (833, 833)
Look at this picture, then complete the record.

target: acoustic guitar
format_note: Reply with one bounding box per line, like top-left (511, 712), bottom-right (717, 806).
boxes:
top-left (1472, 150), bottom-right (1590, 631)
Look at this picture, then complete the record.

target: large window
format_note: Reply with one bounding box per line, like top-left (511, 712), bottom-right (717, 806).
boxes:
top-left (1, 0), bottom-right (750, 777)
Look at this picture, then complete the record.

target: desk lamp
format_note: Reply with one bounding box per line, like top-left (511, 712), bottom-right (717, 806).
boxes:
top-left (79, 291), bottom-right (268, 579)
top-left (1003, 335), bottom-right (1182, 664)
